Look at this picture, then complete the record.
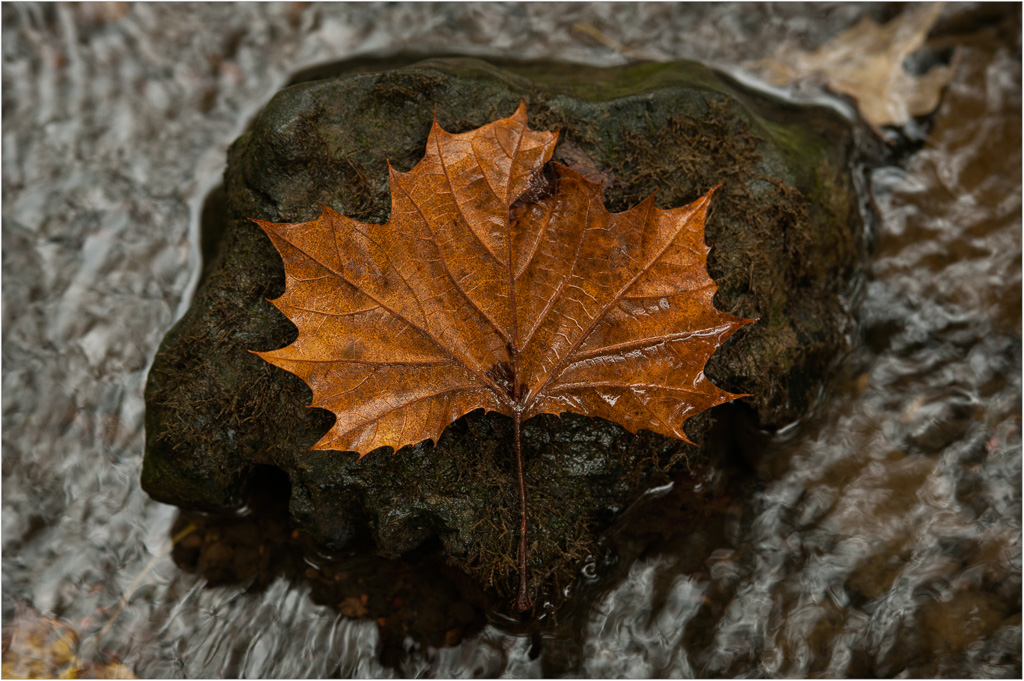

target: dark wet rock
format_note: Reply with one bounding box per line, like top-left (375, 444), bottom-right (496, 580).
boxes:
top-left (143, 57), bottom-right (869, 607)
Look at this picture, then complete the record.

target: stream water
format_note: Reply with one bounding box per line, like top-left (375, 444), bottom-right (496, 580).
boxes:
top-left (2, 3), bottom-right (1020, 678)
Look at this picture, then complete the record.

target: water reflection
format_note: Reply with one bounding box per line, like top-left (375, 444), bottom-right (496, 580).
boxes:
top-left (167, 467), bottom-right (494, 670)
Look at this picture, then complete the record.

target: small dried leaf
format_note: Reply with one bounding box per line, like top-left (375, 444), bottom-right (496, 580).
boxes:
top-left (748, 3), bottom-right (956, 133)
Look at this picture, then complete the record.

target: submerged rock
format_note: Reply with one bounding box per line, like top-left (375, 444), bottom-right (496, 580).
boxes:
top-left (143, 57), bottom-right (868, 607)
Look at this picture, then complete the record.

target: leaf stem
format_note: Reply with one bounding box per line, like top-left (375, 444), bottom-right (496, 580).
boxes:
top-left (514, 409), bottom-right (533, 611)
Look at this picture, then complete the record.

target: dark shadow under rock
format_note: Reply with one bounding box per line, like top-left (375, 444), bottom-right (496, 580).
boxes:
top-left (169, 467), bottom-right (495, 667)
top-left (144, 57), bottom-right (872, 609)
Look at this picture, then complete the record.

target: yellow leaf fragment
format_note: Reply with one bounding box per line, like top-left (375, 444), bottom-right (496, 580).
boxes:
top-left (748, 3), bottom-right (956, 133)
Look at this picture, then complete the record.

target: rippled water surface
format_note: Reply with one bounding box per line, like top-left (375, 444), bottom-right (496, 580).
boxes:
top-left (3, 3), bottom-right (1020, 678)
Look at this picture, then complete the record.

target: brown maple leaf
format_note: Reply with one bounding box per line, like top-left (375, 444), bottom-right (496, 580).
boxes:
top-left (253, 102), bottom-right (754, 610)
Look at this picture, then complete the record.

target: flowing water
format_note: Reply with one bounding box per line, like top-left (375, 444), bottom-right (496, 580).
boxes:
top-left (2, 3), bottom-right (1020, 677)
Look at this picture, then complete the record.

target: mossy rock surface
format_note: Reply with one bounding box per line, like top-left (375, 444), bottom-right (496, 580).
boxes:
top-left (143, 57), bottom-right (866, 606)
